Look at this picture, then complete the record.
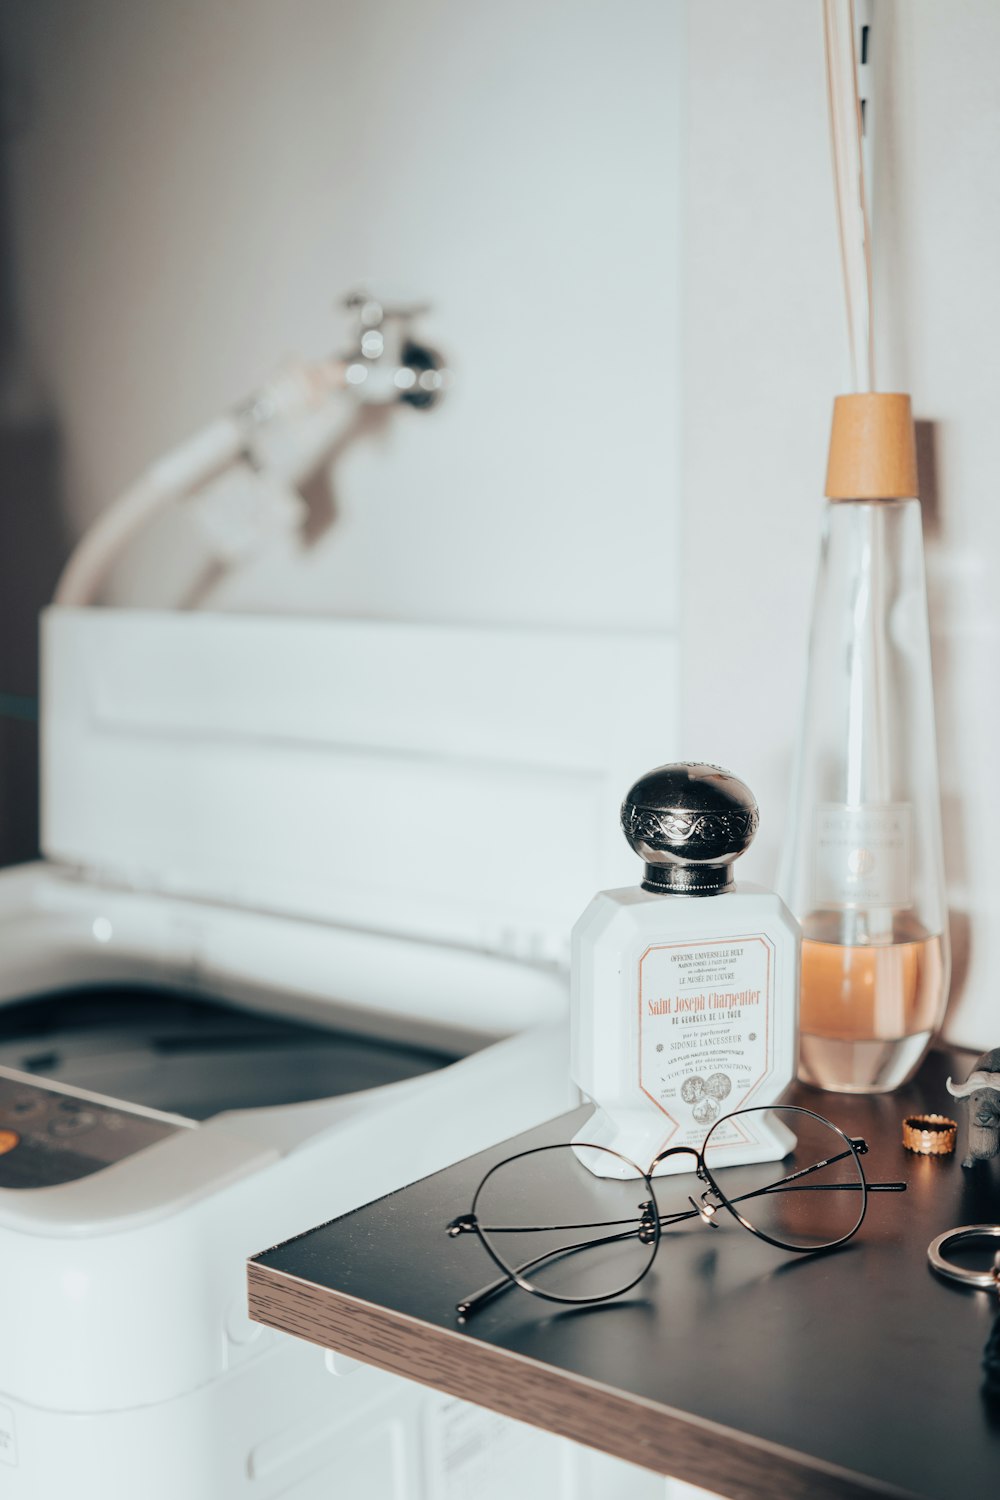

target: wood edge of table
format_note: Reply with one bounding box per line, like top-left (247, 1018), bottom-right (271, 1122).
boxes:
top-left (247, 1259), bottom-right (920, 1500)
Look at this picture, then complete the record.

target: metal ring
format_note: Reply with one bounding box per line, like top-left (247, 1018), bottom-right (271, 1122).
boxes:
top-left (927, 1225), bottom-right (1000, 1289)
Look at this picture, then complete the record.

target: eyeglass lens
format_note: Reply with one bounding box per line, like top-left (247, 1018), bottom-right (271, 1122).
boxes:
top-left (472, 1143), bottom-right (658, 1303)
top-left (702, 1106), bottom-right (865, 1250)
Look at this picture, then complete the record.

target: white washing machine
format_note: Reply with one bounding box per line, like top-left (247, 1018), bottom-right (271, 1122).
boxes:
top-left (0, 605), bottom-right (676, 1500)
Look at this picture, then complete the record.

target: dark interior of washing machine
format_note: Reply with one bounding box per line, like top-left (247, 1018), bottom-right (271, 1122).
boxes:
top-left (0, 986), bottom-right (460, 1119)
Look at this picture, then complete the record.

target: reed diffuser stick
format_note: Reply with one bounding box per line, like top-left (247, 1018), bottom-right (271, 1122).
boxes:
top-left (823, 0), bottom-right (875, 393)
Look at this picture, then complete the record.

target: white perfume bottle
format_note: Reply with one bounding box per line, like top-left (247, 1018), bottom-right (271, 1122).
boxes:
top-left (571, 764), bottom-right (800, 1176)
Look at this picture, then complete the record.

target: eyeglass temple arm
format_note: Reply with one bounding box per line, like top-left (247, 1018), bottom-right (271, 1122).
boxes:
top-left (454, 1236), bottom-right (598, 1323)
top-left (846, 1138), bottom-right (906, 1191)
top-left (452, 1223), bottom-right (653, 1322)
top-left (731, 1173), bottom-right (907, 1203)
top-left (844, 1138), bottom-right (905, 1187)
top-left (451, 1206), bottom-right (701, 1322)
top-left (717, 1143), bottom-right (907, 1208)
top-left (455, 1269), bottom-right (526, 1322)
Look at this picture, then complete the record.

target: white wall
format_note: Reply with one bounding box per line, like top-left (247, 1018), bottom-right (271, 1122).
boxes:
top-left (0, 0), bottom-right (682, 630)
top-left (681, 0), bottom-right (1000, 1050)
top-left (3, 0), bottom-right (1000, 1048)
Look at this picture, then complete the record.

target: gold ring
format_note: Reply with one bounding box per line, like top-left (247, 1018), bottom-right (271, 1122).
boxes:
top-left (903, 1113), bottom-right (957, 1156)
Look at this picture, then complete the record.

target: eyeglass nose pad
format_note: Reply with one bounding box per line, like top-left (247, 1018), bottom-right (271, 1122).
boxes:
top-left (637, 1200), bottom-right (658, 1245)
top-left (689, 1195), bottom-right (720, 1227)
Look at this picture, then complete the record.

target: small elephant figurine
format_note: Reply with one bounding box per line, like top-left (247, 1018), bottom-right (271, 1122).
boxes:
top-left (947, 1049), bottom-right (1000, 1168)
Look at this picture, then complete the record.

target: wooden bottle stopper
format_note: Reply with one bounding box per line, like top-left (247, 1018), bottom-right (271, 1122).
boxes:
top-left (825, 393), bottom-right (919, 500)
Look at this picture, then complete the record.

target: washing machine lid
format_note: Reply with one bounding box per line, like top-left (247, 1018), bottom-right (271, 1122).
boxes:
top-left (42, 610), bottom-right (678, 963)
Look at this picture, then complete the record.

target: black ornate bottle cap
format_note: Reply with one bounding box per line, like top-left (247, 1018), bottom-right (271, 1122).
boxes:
top-left (620, 763), bottom-right (759, 895)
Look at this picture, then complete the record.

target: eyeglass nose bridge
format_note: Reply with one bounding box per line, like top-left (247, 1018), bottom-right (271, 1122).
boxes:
top-left (647, 1144), bottom-right (724, 1229)
top-left (647, 1143), bottom-right (704, 1178)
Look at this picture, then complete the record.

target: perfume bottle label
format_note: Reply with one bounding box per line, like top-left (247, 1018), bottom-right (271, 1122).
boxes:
top-left (638, 934), bottom-right (775, 1147)
top-left (812, 802), bottom-right (913, 908)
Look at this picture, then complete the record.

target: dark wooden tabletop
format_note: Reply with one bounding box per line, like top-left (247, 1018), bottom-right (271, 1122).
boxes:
top-left (249, 1047), bottom-right (1000, 1500)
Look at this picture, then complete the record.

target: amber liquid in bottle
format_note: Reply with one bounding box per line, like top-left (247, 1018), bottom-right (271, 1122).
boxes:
top-left (798, 911), bottom-right (946, 1093)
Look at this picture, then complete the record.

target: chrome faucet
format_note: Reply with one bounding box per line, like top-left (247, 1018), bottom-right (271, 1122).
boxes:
top-left (340, 290), bottom-right (449, 409)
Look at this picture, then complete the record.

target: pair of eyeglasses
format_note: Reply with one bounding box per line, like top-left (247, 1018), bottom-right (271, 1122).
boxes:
top-left (447, 1104), bottom-right (906, 1322)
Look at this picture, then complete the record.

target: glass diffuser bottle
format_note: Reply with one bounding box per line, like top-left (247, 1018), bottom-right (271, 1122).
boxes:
top-left (780, 393), bottom-right (950, 1093)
